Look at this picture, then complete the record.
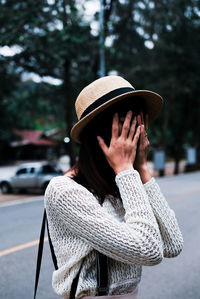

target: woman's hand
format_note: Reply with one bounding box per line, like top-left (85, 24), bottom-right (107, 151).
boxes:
top-left (134, 112), bottom-right (152, 183)
top-left (134, 113), bottom-right (150, 170)
top-left (97, 111), bottom-right (141, 175)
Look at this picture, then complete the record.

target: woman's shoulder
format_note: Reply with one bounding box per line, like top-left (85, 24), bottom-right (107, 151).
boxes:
top-left (44, 175), bottom-right (85, 208)
top-left (48, 174), bottom-right (79, 189)
top-left (44, 174), bottom-right (102, 212)
top-left (46, 173), bottom-right (91, 197)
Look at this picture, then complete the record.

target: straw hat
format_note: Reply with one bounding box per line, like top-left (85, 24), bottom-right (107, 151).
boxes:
top-left (70, 76), bottom-right (163, 143)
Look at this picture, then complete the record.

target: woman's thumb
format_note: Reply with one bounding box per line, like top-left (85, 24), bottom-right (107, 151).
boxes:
top-left (97, 136), bottom-right (108, 155)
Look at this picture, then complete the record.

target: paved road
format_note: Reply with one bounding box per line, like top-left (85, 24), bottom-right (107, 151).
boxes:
top-left (0, 172), bottom-right (200, 299)
top-left (0, 197), bottom-right (60, 299)
top-left (140, 173), bottom-right (200, 299)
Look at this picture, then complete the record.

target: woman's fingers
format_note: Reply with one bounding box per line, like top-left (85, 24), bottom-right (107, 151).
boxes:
top-left (97, 136), bottom-right (108, 155)
top-left (133, 125), bottom-right (141, 144)
top-left (140, 124), bottom-right (145, 142)
top-left (111, 113), bottom-right (119, 139)
top-left (138, 112), bottom-right (148, 138)
top-left (140, 124), bottom-right (150, 149)
top-left (121, 110), bottom-right (132, 139)
top-left (141, 112), bottom-right (148, 131)
top-left (128, 116), bottom-right (137, 140)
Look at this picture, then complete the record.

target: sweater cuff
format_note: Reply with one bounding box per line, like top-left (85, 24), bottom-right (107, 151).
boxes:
top-left (143, 177), bottom-right (156, 189)
top-left (143, 177), bottom-right (166, 206)
top-left (115, 169), bottom-right (140, 184)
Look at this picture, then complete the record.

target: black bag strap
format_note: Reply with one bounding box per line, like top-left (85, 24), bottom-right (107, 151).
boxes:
top-left (34, 209), bottom-right (108, 298)
top-left (33, 210), bottom-right (48, 299)
top-left (33, 210), bottom-right (58, 299)
top-left (96, 251), bottom-right (108, 295)
top-left (46, 213), bottom-right (58, 270)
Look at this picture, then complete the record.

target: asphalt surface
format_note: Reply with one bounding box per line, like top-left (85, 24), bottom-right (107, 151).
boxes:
top-left (140, 173), bottom-right (200, 299)
top-left (0, 171), bottom-right (200, 299)
top-left (0, 197), bottom-right (59, 299)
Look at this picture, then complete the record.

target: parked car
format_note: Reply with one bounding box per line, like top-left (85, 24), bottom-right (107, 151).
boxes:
top-left (0, 162), bottom-right (62, 194)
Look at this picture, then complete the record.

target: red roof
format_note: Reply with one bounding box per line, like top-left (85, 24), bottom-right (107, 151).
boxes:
top-left (11, 130), bottom-right (57, 147)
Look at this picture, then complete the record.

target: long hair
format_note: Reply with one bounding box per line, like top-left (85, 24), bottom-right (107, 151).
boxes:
top-left (72, 96), bottom-right (146, 204)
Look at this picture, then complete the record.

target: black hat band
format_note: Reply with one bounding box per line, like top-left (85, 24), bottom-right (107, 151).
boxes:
top-left (80, 87), bottom-right (135, 119)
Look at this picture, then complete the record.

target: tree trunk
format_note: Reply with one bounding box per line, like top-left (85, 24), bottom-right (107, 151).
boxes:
top-left (63, 59), bottom-right (76, 167)
top-left (61, 0), bottom-right (77, 168)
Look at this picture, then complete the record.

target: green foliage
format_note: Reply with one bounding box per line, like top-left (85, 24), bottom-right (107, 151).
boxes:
top-left (0, 0), bottom-right (98, 163)
top-left (0, 0), bottom-right (200, 168)
top-left (6, 81), bottom-right (64, 128)
top-left (138, 0), bottom-right (200, 162)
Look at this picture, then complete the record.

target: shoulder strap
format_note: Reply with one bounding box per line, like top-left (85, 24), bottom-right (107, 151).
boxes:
top-left (33, 209), bottom-right (58, 299)
top-left (46, 214), bottom-right (58, 270)
top-left (33, 210), bottom-right (47, 299)
top-left (69, 264), bottom-right (82, 299)
top-left (33, 209), bottom-right (82, 299)
top-left (96, 251), bottom-right (108, 296)
top-left (34, 210), bottom-right (108, 298)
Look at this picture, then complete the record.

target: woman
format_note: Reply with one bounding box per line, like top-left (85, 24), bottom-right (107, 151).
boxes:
top-left (45, 76), bottom-right (183, 298)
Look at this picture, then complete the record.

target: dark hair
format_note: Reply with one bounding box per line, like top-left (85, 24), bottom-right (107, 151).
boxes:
top-left (72, 96), bottom-right (146, 204)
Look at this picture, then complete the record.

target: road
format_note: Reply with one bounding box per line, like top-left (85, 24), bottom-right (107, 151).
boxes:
top-left (0, 172), bottom-right (200, 299)
top-left (140, 172), bottom-right (200, 299)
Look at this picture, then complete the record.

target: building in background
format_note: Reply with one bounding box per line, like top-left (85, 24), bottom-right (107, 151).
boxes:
top-left (10, 130), bottom-right (57, 160)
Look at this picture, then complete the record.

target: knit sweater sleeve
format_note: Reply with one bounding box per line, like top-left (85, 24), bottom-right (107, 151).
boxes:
top-left (144, 178), bottom-right (183, 258)
top-left (45, 169), bottom-right (163, 266)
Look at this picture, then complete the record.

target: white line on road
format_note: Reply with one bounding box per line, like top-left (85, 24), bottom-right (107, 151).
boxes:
top-left (168, 189), bottom-right (200, 202)
top-left (0, 187), bottom-right (200, 258)
top-left (0, 196), bottom-right (43, 208)
top-left (0, 237), bottom-right (48, 257)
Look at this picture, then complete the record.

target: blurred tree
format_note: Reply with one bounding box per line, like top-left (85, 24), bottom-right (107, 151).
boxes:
top-left (138, 0), bottom-right (200, 173)
top-left (0, 57), bottom-right (21, 161)
top-left (106, 0), bottom-right (200, 174)
top-left (105, 0), bottom-right (167, 174)
top-left (106, 0), bottom-right (150, 85)
top-left (6, 80), bottom-right (63, 129)
top-left (0, 0), bottom-right (98, 165)
top-left (1, 0), bottom-right (200, 173)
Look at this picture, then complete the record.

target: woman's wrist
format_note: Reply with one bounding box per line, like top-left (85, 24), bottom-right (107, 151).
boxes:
top-left (136, 164), bottom-right (152, 183)
top-left (114, 165), bottom-right (134, 175)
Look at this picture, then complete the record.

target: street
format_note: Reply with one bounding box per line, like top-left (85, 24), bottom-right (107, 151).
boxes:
top-left (0, 172), bottom-right (200, 299)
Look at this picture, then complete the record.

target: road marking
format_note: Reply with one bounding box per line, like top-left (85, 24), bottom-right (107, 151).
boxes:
top-left (0, 187), bottom-right (200, 258)
top-left (168, 189), bottom-right (200, 202)
top-left (0, 237), bottom-right (48, 257)
top-left (0, 196), bottom-right (43, 208)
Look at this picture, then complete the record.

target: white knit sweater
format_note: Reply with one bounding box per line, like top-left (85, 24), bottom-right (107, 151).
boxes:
top-left (44, 169), bottom-right (183, 298)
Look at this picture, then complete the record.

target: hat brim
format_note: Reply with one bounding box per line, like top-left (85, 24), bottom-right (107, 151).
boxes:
top-left (70, 90), bottom-right (163, 144)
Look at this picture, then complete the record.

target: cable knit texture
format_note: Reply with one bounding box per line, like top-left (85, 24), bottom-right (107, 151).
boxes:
top-left (44, 169), bottom-right (183, 298)
top-left (144, 178), bottom-right (183, 257)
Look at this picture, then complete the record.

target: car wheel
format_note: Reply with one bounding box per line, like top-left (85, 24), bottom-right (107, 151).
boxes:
top-left (1, 182), bottom-right (12, 194)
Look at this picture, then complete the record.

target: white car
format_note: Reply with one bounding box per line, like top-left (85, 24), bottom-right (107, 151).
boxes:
top-left (0, 162), bottom-right (62, 194)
